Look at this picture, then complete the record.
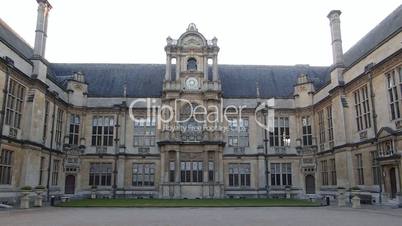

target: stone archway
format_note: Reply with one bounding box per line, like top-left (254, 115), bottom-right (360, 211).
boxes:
top-left (305, 175), bottom-right (316, 194)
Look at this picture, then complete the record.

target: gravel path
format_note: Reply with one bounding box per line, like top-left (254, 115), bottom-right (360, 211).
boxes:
top-left (1, 206), bottom-right (402, 226)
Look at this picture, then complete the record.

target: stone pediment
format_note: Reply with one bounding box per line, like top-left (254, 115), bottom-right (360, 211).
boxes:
top-left (377, 127), bottom-right (396, 140)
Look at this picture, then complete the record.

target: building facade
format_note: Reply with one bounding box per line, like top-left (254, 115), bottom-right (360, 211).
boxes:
top-left (0, 0), bottom-right (401, 205)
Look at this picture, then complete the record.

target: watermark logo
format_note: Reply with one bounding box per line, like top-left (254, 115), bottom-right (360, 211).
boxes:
top-left (128, 98), bottom-right (275, 132)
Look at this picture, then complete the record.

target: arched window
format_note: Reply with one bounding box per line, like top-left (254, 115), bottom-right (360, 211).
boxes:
top-left (187, 58), bottom-right (197, 71)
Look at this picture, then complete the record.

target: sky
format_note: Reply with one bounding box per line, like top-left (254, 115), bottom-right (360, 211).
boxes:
top-left (0, 0), bottom-right (401, 66)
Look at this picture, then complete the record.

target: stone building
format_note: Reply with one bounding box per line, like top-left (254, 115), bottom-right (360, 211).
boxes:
top-left (0, 0), bottom-right (401, 205)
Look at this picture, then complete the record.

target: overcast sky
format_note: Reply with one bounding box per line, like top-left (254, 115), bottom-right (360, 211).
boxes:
top-left (1, 0), bottom-right (401, 66)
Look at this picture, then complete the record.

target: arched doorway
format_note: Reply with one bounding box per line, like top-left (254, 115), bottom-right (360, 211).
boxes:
top-left (390, 168), bottom-right (397, 199)
top-left (305, 175), bottom-right (315, 194)
top-left (65, 175), bottom-right (76, 194)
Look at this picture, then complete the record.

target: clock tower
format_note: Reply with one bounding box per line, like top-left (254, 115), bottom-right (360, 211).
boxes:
top-left (159, 24), bottom-right (224, 198)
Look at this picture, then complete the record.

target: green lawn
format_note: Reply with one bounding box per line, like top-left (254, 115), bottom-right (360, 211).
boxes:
top-left (58, 198), bottom-right (320, 207)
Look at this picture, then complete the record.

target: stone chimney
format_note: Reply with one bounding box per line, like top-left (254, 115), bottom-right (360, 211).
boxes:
top-left (32, 0), bottom-right (52, 82)
top-left (327, 10), bottom-right (344, 67)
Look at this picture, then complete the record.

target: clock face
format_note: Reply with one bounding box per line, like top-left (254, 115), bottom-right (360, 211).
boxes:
top-left (185, 77), bottom-right (199, 90)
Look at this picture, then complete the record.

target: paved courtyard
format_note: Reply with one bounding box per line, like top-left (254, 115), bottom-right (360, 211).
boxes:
top-left (1, 206), bottom-right (402, 226)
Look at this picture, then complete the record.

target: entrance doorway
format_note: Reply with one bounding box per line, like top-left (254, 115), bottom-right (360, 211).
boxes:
top-left (305, 175), bottom-right (315, 194)
top-left (65, 175), bottom-right (76, 194)
top-left (390, 168), bottom-right (397, 199)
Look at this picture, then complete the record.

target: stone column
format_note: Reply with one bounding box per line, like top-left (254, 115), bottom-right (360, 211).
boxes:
top-left (204, 56), bottom-right (209, 80)
top-left (175, 56), bottom-right (181, 80)
top-left (212, 55), bottom-right (218, 81)
top-left (165, 55), bottom-right (171, 80)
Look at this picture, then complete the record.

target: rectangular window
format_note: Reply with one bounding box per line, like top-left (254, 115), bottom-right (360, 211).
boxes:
top-left (269, 117), bottom-right (290, 147)
top-left (318, 111), bottom-right (326, 144)
top-left (208, 161), bottom-right (214, 182)
top-left (326, 106), bottom-right (334, 143)
top-left (89, 163), bottom-right (112, 186)
top-left (270, 163), bottom-right (292, 186)
top-left (5, 79), bottom-right (25, 130)
top-left (42, 101), bottom-right (49, 142)
top-left (354, 85), bottom-right (371, 131)
top-left (321, 160), bottom-right (328, 186)
top-left (91, 116), bottom-right (114, 146)
top-left (51, 159), bottom-right (60, 186)
top-left (180, 161), bottom-right (203, 183)
top-left (228, 117), bottom-right (249, 147)
top-left (69, 114), bottom-right (80, 145)
top-left (133, 116), bottom-right (156, 147)
top-left (169, 161), bottom-right (175, 182)
top-left (0, 150), bottom-right (13, 184)
top-left (356, 154), bottom-right (364, 185)
top-left (371, 151), bottom-right (380, 185)
top-left (55, 109), bottom-right (64, 145)
top-left (302, 116), bottom-right (312, 146)
top-left (386, 71), bottom-right (401, 120)
top-left (39, 157), bottom-right (46, 185)
top-left (329, 159), bottom-right (337, 186)
top-left (228, 163), bottom-right (251, 187)
top-left (132, 163), bottom-right (155, 186)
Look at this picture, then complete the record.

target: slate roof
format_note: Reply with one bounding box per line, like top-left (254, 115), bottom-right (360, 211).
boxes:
top-left (49, 63), bottom-right (330, 98)
top-left (1, 5), bottom-right (401, 98)
top-left (343, 4), bottom-right (402, 68)
top-left (0, 18), bottom-right (33, 60)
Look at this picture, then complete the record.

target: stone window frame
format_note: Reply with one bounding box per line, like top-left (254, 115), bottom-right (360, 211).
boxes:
top-left (186, 57), bottom-right (197, 71)
top-left (370, 151), bottom-right (380, 185)
top-left (269, 116), bottom-right (290, 147)
top-left (133, 116), bottom-right (156, 147)
top-left (318, 110), bottom-right (326, 145)
top-left (132, 163), bottom-right (155, 187)
top-left (91, 115), bottom-right (115, 147)
top-left (5, 79), bottom-right (25, 130)
top-left (42, 100), bottom-right (50, 142)
top-left (355, 153), bottom-right (365, 185)
top-left (386, 69), bottom-right (401, 120)
top-left (270, 162), bottom-right (292, 186)
top-left (228, 163), bottom-right (251, 187)
top-left (89, 162), bottom-right (113, 186)
top-left (0, 150), bottom-right (13, 185)
top-left (326, 106), bottom-right (334, 143)
top-left (69, 114), bottom-right (80, 145)
top-left (320, 160), bottom-right (329, 186)
top-left (38, 156), bottom-right (46, 185)
top-left (329, 158), bottom-right (337, 186)
top-left (180, 161), bottom-right (203, 183)
top-left (301, 116), bottom-right (313, 146)
top-left (51, 159), bottom-right (60, 186)
top-left (353, 84), bottom-right (371, 131)
top-left (227, 117), bottom-right (249, 147)
top-left (55, 108), bottom-right (64, 146)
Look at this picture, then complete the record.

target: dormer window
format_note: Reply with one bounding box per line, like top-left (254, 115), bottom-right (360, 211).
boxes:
top-left (187, 58), bottom-right (197, 71)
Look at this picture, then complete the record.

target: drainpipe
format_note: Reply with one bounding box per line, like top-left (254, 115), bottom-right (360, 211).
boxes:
top-left (263, 109), bottom-right (270, 198)
top-left (112, 107), bottom-right (120, 198)
top-left (0, 58), bottom-right (13, 141)
top-left (46, 92), bottom-right (57, 201)
top-left (367, 63), bottom-right (380, 203)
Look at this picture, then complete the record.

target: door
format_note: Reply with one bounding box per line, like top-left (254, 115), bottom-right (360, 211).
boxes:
top-left (390, 168), bottom-right (397, 199)
top-left (305, 175), bottom-right (316, 194)
top-left (65, 175), bottom-right (76, 194)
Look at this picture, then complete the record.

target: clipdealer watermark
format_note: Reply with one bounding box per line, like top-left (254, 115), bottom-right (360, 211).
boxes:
top-left (128, 98), bottom-right (276, 132)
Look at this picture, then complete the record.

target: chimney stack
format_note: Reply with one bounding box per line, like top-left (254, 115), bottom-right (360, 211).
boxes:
top-left (32, 0), bottom-right (52, 82)
top-left (327, 10), bottom-right (344, 67)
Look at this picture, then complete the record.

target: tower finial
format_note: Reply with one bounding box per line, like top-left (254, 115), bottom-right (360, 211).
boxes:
top-left (187, 23), bottom-right (198, 32)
